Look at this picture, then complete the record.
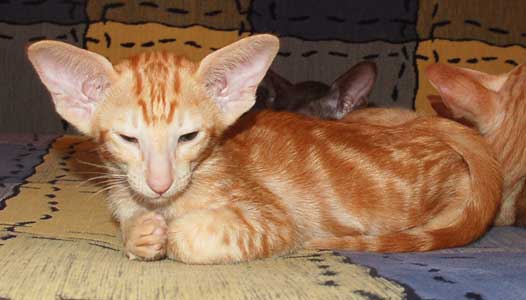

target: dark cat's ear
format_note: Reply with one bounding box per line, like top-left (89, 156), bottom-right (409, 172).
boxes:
top-left (326, 61), bottom-right (377, 118)
top-left (426, 64), bottom-right (503, 133)
top-left (265, 69), bottom-right (292, 96)
top-left (256, 69), bottom-right (292, 109)
top-left (197, 34), bottom-right (279, 126)
top-left (27, 40), bottom-right (117, 134)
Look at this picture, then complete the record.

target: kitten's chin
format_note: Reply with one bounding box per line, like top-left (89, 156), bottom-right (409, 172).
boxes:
top-left (139, 194), bottom-right (173, 206)
top-left (131, 190), bottom-right (175, 207)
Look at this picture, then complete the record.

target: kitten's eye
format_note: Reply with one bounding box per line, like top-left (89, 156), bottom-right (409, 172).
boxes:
top-left (118, 134), bottom-right (138, 144)
top-left (178, 131), bottom-right (199, 143)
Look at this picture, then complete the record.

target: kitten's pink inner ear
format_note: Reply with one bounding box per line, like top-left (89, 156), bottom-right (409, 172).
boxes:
top-left (27, 41), bottom-right (116, 134)
top-left (81, 73), bottom-right (113, 102)
top-left (425, 63), bottom-right (499, 132)
top-left (197, 34), bottom-right (280, 126)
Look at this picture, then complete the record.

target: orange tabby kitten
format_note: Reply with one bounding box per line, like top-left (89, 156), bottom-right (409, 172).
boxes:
top-left (426, 63), bottom-right (526, 226)
top-left (27, 35), bottom-right (502, 264)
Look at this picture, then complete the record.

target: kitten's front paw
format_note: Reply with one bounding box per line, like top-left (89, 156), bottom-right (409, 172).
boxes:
top-left (123, 212), bottom-right (167, 261)
top-left (165, 209), bottom-right (250, 264)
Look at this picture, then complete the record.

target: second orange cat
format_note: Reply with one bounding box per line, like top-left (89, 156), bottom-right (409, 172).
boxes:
top-left (426, 63), bottom-right (526, 226)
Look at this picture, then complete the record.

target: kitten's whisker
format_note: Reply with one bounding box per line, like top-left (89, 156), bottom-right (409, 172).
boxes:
top-left (91, 182), bottom-right (127, 198)
top-left (78, 176), bottom-right (126, 187)
top-left (82, 175), bottom-right (126, 181)
top-left (75, 171), bottom-right (126, 176)
top-left (80, 179), bottom-right (125, 189)
top-left (113, 186), bottom-right (131, 196)
top-left (76, 159), bottom-right (120, 172)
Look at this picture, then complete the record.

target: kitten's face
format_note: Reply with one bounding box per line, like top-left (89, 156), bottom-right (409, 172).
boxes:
top-left (28, 35), bottom-right (279, 203)
top-left (90, 55), bottom-right (217, 201)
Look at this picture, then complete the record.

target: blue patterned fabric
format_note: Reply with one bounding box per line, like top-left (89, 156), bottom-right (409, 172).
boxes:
top-left (341, 227), bottom-right (526, 300)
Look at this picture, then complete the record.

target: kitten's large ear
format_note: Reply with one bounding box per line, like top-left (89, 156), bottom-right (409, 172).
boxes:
top-left (427, 95), bottom-right (474, 128)
top-left (425, 64), bottom-right (502, 133)
top-left (197, 34), bottom-right (279, 125)
top-left (27, 40), bottom-right (117, 134)
top-left (325, 61), bottom-right (377, 118)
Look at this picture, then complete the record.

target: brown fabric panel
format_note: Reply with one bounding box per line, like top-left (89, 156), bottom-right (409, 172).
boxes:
top-left (250, 0), bottom-right (418, 43)
top-left (270, 38), bottom-right (417, 109)
top-left (85, 22), bottom-right (250, 63)
top-left (86, 0), bottom-right (251, 31)
top-left (0, 0), bottom-right (87, 24)
top-left (418, 0), bottom-right (526, 46)
top-left (415, 40), bottom-right (526, 115)
top-left (0, 23), bottom-right (86, 134)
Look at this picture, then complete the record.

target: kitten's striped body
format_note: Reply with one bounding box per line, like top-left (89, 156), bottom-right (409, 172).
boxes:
top-left (28, 35), bottom-right (502, 264)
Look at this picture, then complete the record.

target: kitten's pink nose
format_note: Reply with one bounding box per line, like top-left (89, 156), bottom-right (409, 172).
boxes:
top-left (146, 155), bottom-right (173, 195)
top-left (147, 176), bottom-right (172, 195)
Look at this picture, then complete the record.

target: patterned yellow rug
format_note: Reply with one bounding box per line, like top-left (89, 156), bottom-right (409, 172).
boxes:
top-left (0, 136), bottom-right (413, 300)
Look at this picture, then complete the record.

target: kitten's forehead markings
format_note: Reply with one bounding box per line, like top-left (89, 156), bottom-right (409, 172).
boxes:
top-left (131, 110), bottom-right (139, 128)
top-left (166, 99), bottom-right (178, 124)
top-left (174, 108), bottom-right (200, 133)
top-left (125, 51), bottom-right (187, 126)
top-left (137, 98), bottom-right (151, 125)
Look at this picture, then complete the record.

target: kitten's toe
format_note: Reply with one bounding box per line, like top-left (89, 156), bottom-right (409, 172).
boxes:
top-left (126, 233), bottom-right (167, 260)
top-left (124, 214), bottom-right (168, 261)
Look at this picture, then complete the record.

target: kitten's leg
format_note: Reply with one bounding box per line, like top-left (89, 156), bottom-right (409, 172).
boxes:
top-left (166, 204), bottom-right (297, 264)
top-left (121, 211), bottom-right (168, 261)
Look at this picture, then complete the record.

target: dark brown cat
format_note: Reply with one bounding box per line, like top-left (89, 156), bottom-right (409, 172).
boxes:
top-left (255, 62), bottom-right (377, 119)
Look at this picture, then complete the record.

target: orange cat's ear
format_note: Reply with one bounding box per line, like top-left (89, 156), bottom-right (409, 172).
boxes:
top-left (330, 61), bottom-right (377, 116)
top-left (27, 40), bottom-right (117, 134)
top-left (426, 64), bottom-right (500, 133)
top-left (428, 95), bottom-right (475, 128)
top-left (197, 34), bottom-right (279, 126)
top-left (427, 94), bottom-right (458, 119)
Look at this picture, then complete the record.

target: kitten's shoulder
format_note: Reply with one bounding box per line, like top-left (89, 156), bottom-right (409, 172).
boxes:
top-left (225, 110), bottom-right (314, 134)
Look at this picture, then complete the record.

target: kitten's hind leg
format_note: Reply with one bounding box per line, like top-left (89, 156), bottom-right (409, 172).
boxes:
top-left (166, 204), bottom-right (298, 264)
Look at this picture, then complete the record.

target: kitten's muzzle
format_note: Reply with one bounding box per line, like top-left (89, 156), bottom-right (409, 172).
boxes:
top-left (146, 154), bottom-right (173, 196)
top-left (147, 176), bottom-right (172, 195)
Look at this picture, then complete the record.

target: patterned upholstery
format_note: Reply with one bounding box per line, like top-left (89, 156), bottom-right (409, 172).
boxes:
top-left (1, 1), bottom-right (525, 132)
